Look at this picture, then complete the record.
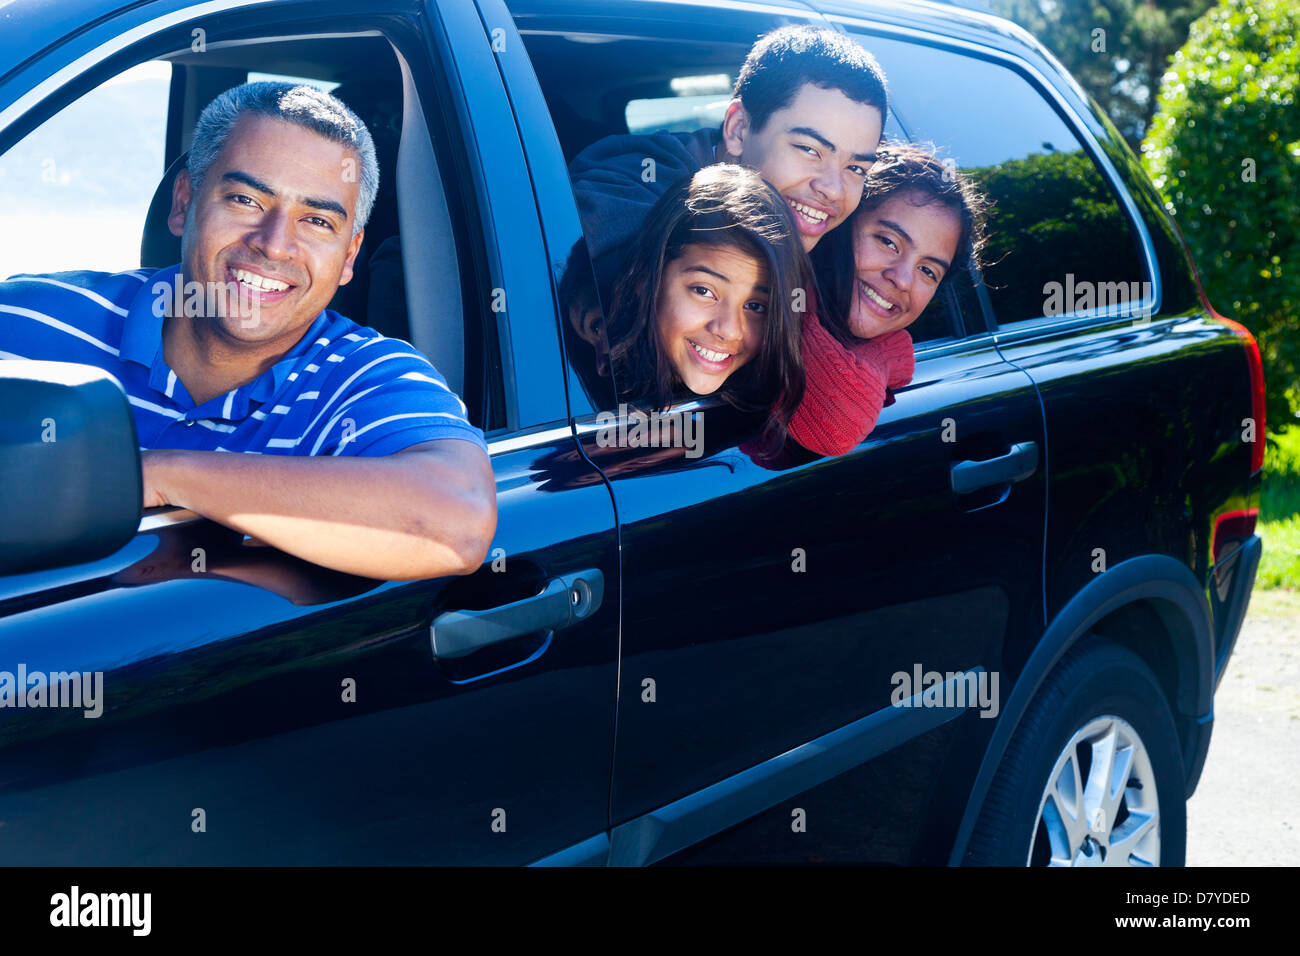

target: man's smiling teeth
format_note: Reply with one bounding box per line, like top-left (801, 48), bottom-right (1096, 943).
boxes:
top-left (233, 268), bottom-right (290, 292)
top-left (788, 200), bottom-right (829, 224)
top-left (862, 281), bottom-right (896, 311)
top-left (691, 341), bottom-right (731, 363)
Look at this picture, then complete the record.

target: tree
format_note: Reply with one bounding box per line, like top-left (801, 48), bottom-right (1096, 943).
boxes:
top-left (990, 0), bottom-right (1215, 146)
top-left (1142, 0), bottom-right (1299, 436)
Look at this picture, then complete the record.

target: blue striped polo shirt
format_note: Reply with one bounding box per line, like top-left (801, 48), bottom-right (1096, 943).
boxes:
top-left (0, 264), bottom-right (488, 457)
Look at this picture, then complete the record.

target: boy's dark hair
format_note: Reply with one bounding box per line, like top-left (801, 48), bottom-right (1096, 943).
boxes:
top-left (733, 25), bottom-right (888, 132)
top-left (811, 140), bottom-right (990, 346)
top-left (607, 164), bottom-right (809, 448)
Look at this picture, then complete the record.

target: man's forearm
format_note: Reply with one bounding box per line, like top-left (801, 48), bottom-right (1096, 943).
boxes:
top-left (142, 443), bottom-right (496, 580)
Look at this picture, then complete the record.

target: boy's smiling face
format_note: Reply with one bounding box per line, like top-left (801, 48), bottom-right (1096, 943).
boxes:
top-left (722, 82), bottom-right (883, 251)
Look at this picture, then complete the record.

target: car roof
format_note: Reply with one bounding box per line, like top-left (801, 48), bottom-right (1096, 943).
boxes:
top-left (0, 0), bottom-right (129, 82)
top-left (0, 0), bottom-right (1044, 67)
top-left (506, 0), bottom-right (1083, 109)
top-left (814, 0), bottom-right (1041, 51)
top-left (0, 0), bottom-right (1078, 116)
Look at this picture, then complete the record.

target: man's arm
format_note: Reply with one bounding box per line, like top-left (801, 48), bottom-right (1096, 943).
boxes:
top-left (141, 440), bottom-right (497, 581)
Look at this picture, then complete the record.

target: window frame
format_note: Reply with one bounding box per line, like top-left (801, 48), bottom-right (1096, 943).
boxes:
top-left (0, 0), bottom-right (550, 546)
top-left (501, 6), bottom-right (1022, 415)
top-left (0, 1), bottom-right (525, 434)
top-left (501, 7), bottom-right (1058, 440)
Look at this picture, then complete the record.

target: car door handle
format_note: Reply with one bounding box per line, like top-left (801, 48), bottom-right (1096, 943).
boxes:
top-left (950, 441), bottom-right (1039, 495)
top-left (430, 569), bottom-right (604, 660)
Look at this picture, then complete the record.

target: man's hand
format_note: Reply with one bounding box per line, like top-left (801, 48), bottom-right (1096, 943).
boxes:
top-left (140, 441), bottom-right (497, 580)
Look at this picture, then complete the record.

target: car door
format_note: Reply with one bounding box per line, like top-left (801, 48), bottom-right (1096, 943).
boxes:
top-left (0, 0), bottom-right (618, 865)
top-left (492, 0), bottom-right (1049, 864)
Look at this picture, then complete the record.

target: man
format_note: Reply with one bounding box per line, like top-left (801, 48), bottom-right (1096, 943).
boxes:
top-left (0, 83), bottom-right (496, 581)
top-left (569, 24), bottom-right (888, 298)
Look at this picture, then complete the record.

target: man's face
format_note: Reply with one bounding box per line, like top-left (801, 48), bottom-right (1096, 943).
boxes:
top-left (722, 83), bottom-right (882, 251)
top-left (168, 114), bottom-right (363, 346)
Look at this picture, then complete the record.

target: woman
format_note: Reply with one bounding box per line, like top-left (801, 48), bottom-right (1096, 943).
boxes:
top-left (606, 163), bottom-right (808, 451)
top-left (790, 142), bottom-right (989, 457)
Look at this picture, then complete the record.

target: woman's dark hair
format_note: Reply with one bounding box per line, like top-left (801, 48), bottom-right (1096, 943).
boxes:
top-left (811, 140), bottom-right (990, 346)
top-left (607, 164), bottom-right (809, 447)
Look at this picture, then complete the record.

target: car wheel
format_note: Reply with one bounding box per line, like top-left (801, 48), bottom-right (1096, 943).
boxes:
top-left (967, 637), bottom-right (1187, 866)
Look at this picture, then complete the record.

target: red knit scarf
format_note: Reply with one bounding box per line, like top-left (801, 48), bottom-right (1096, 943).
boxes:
top-left (787, 310), bottom-right (915, 457)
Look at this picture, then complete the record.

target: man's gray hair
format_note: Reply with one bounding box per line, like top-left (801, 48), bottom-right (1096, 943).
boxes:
top-left (187, 82), bottom-right (378, 238)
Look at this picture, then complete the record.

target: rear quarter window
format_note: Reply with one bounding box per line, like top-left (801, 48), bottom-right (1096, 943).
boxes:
top-left (846, 32), bottom-right (1152, 328)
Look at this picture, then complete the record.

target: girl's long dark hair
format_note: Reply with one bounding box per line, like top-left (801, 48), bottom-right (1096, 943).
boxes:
top-left (607, 164), bottom-right (809, 448)
top-left (811, 141), bottom-right (990, 347)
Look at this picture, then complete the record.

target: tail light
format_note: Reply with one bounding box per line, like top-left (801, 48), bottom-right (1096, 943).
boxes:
top-left (1187, 259), bottom-right (1266, 473)
top-left (1218, 317), bottom-right (1267, 474)
top-left (1212, 508), bottom-right (1258, 565)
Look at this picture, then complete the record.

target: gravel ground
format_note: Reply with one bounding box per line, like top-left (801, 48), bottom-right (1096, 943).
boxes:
top-left (1186, 588), bottom-right (1300, 866)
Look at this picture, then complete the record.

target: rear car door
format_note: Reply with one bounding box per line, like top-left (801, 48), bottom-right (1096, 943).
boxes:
top-left (0, 0), bottom-right (617, 865)
top-left (497, 0), bottom-right (1048, 864)
top-left (863, 30), bottom-right (1245, 630)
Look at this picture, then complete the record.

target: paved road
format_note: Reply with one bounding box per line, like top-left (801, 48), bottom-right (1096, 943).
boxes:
top-left (1186, 588), bottom-right (1300, 866)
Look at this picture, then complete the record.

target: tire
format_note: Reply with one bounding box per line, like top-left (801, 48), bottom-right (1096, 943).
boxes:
top-left (967, 637), bottom-right (1187, 866)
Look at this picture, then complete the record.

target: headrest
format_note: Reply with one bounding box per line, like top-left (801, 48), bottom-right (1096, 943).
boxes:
top-left (140, 151), bottom-right (188, 269)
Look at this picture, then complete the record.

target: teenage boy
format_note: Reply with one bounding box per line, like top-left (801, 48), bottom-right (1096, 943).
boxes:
top-left (570, 24), bottom-right (888, 297)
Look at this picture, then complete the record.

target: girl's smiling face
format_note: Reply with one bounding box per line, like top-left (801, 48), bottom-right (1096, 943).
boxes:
top-left (656, 242), bottom-right (769, 395)
top-left (848, 190), bottom-right (961, 339)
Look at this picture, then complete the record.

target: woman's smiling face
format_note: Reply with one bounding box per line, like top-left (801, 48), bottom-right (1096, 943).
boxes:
top-left (848, 190), bottom-right (961, 339)
top-left (656, 242), bottom-right (769, 395)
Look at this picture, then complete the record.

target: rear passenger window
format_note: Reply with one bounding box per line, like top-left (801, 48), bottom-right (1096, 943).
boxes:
top-left (625, 73), bottom-right (732, 135)
top-left (850, 33), bottom-right (1151, 327)
top-left (504, 9), bottom-right (950, 413)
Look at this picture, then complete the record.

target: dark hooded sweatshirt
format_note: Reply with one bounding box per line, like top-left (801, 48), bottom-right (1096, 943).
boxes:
top-left (568, 127), bottom-right (722, 303)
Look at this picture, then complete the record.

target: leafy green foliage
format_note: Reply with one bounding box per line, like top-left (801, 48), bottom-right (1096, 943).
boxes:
top-left (1142, 0), bottom-right (1300, 436)
top-left (1257, 427), bottom-right (1300, 589)
top-left (990, 0), bottom-right (1215, 145)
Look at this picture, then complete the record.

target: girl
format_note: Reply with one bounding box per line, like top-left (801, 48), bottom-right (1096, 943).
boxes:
top-left (606, 164), bottom-right (808, 450)
top-left (791, 142), bottom-right (989, 457)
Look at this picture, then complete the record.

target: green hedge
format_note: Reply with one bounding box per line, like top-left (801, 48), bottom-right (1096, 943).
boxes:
top-left (1256, 426), bottom-right (1300, 589)
top-left (1142, 0), bottom-right (1299, 437)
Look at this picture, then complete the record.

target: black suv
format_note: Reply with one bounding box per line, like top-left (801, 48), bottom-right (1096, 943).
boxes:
top-left (0, 0), bottom-right (1263, 865)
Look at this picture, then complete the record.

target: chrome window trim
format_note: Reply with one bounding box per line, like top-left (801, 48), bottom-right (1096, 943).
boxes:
top-left (138, 508), bottom-right (204, 533)
top-left (913, 332), bottom-right (997, 361)
top-left (487, 423), bottom-right (574, 455)
top-left (988, 312), bottom-right (1177, 348)
top-left (572, 397), bottom-right (724, 437)
top-left (991, 311), bottom-right (1174, 345)
top-left (827, 14), bottom-right (1162, 332)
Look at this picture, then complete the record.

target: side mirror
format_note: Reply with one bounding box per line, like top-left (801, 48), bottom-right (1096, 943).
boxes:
top-left (0, 360), bottom-right (141, 575)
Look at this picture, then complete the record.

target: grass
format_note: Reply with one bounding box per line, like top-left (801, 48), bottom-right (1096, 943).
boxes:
top-left (1256, 426), bottom-right (1300, 591)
